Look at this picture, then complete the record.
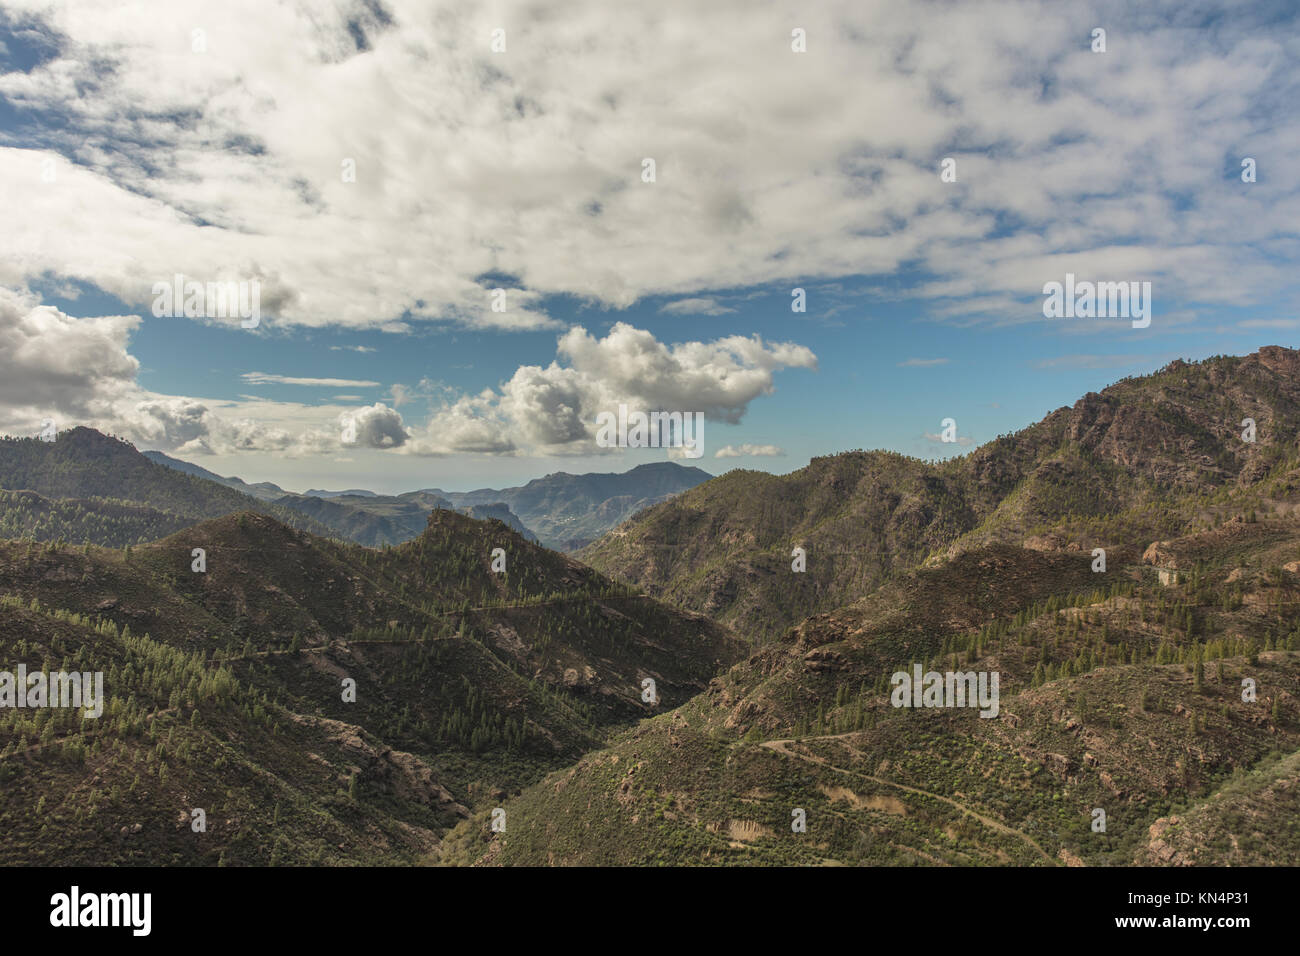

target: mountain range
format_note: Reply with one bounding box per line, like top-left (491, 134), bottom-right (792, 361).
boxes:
top-left (2, 347), bottom-right (1299, 866)
top-left (141, 451), bottom-right (710, 550)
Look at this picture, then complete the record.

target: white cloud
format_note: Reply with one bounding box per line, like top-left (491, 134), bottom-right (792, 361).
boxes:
top-left (897, 358), bottom-right (950, 368)
top-left (715, 443), bottom-right (785, 458)
top-left (0, 286), bottom-right (140, 418)
top-left (0, 288), bottom-right (372, 456)
top-left (241, 373), bottom-right (380, 388)
top-left (406, 321), bottom-right (816, 455)
top-left (660, 297), bottom-right (736, 316)
top-left (341, 403), bottom-right (407, 449)
top-left (0, 0), bottom-right (1292, 333)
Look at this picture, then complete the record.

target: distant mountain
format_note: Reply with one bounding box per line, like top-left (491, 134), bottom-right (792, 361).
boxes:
top-left (144, 454), bottom-right (711, 551)
top-left (271, 492), bottom-right (446, 547)
top-left (142, 450), bottom-right (289, 502)
top-left (0, 428), bottom-right (335, 544)
top-left (419, 461), bottom-right (713, 549)
top-left (458, 503), bottom-right (539, 542)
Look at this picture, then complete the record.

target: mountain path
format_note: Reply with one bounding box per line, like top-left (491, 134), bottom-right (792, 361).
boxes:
top-left (756, 733), bottom-right (1055, 863)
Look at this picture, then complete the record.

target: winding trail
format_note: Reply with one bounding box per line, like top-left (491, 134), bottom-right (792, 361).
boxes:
top-left (756, 733), bottom-right (1055, 863)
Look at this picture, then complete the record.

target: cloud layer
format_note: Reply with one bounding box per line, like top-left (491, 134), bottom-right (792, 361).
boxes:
top-left (1, 0), bottom-right (1295, 331)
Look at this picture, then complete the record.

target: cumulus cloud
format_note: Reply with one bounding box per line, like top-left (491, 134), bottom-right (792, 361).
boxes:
top-left (405, 321), bottom-right (815, 456)
top-left (3, 311), bottom-right (811, 459)
top-left (341, 403), bottom-right (407, 449)
top-left (715, 443), bottom-right (785, 458)
top-left (0, 286), bottom-right (140, 419)
top-left (0, 288), bottom-right (371, 457)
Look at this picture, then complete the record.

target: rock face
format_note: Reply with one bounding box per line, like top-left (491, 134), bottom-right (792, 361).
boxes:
top-left (1144, 816), bottom-right (1191, 866)
top-left (1143, 541), bottom-right (1175, 567)
top-left (296, 713), bottom-right (470, 820)
top-left (1024, 533), bottom-right (1068, 552)
top-left (458, 503), bottom-right (538, 542)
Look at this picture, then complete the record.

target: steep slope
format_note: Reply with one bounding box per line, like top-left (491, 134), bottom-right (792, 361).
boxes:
top-left (582, 347), bottom-right (1300, 642)
top-left (443, 512), bottom-right (1300, 866)
top-left (0, 509), bottom-right (745, 864)
top-left (141, 450), bottom-right (289, 502)
top-left (458, 503), bottom-right (538, 542)
top-left (271, 492), bottom-right (440, 547)
top-left (0, 488), bottom-right (195, 546)
top-left (0, 428), bottom-right (335, 544)
top-left (0, 596), bottom-right (466, 865)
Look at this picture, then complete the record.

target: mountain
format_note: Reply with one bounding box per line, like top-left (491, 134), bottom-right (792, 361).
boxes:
top-left (144, 453), bottom-right (711, 550)
top-left (0, 428), bottom-right (335, 545)
top-left (581, 347), bottom-right (1300, 643)
top-left (11, 347), bottom-right (1300, 868)
top-left (269, 492), bottom-right (537, 547)
top-left (421, 461), bottom-right (712, 550)
top-left (0, 488), bottom-right (196, 546)
top-left (270, 492), bottom-right (449, 547)
top-left (142, 450), bottom-right (289, 502)
top-left (441, 440), bottom-right (1300, 867)
top-left (443, 528), bottom-right (1300, 864)
top-left (0, 509), bottom-right (746, 864)
top-left (458, 503), bottom-right (539, 542)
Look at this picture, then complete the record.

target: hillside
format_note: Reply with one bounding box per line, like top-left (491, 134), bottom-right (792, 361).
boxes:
top-left (581, 347), bottom-right (1300, 642)
top-left (270, 492), bottom-right (446, 547)
top-left (141, 450), bottom-right (289, 502)
top-left (0, 429), bottom-right (335, 544)
top-left (0, 488), bottom-right (195, 547)
top-left (0, 509), bottom-right (745, 864)
top-left (442, 512), bottom-right (1300, 866)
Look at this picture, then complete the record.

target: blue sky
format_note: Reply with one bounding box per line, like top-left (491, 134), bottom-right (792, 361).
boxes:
top-left (1, 1), bottom-right (1298, 493)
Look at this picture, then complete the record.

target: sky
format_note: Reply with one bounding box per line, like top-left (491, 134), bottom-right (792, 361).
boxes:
top-left (0, 0), bottom-right (1297, 494)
